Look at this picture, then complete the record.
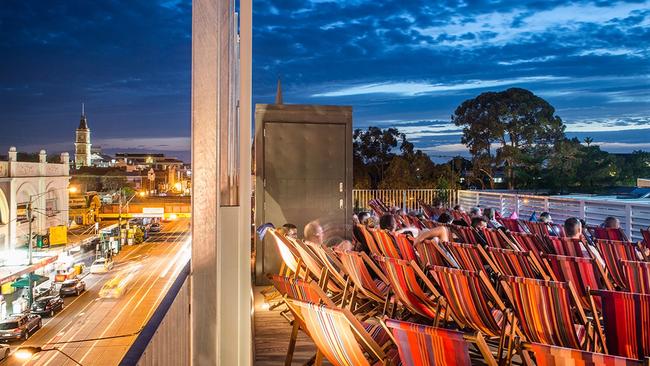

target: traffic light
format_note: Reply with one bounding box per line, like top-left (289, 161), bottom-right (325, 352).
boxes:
top-left (36, 235), bottom-right (43, 248)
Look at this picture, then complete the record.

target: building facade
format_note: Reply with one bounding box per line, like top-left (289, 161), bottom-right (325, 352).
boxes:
top-left (74, 106), bottom-right (92, 169)
top-left (0, 147), bottom-right (70, 252)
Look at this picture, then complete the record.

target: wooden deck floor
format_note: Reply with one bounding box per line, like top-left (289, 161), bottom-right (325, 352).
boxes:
top-left (253, 286), bottom-right (327, 366)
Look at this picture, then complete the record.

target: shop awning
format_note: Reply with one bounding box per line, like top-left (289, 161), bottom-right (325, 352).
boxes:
top-left (11, 273), bottom-right (49, 288)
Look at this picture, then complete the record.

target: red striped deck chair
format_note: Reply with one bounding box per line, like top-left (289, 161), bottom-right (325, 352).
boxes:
top-left (499, 218), bottom-right (525, 233)
top-left (336, 250), bottom-right (391, 310)
top-left (268, 228), bottom-right (303, 276)
top-left (595, 239), bottom-right (640, 289)
top-left (414, 240), bottom-right (450, 268)
top-left (593, 227), bottom-right (629, 242)
top-left (306, 243), bottom-right (348, 289)
top-left (356, 224), bottom-right (383, 257)
top-left (372, 229), bottom-right (402, 259)
top-left (374, 256), bottom-right (444, 321)
top-left (384, 318), bottom-right (497, 366)
top-left (523, 342), bottom-right (647, 366)
top-left (394, 233), bottom-right (417, 262)
top-left (292, 239), bottom-right (346, 295)
top-left (487, 247), bottom-right (547, 279)
top-left (451, 210), bottom-right (472, 226)
top-left (524, 221), bottom-right (551, 237)
top-left (442, 242), bottom-right (496, 272)
top-left (369, 198), bottom-right (389, 217)
top-left (589, 290), bottom-right (650, 359)
top-left (290, 299), bottom-right (398, 366)
top-left (505, 276), bottom-right (591, 350)
top-left (546, 236), bottom-right (589, 257)
top-left (641, 228), bottom-right (650, 248)
top-left (621, 260), bottom-right (650, 294)
top-left (418, 199), bottom-right (439, 220)
top-left (542, 254), bottom-right (612, 310)
top-left (511, 232), bottom-right (553, 267)
top-left (451, 224), bottom-right (483, 244)
top-left (269, 275), bottom-right (335, 365)
top-left (482, 228), bottom-right (519, 249)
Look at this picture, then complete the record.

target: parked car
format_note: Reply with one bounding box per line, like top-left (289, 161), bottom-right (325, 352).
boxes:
top-left (90, 257), bottom-right (114, 274)
top-left (0, 313), bottom-right (42, 342)
top-left (0, 343), bottom-right (9, 361)
top-left (149, 222), bottom-right (162, 232)
top-left (30, 295), bottom-right (64, 317)
top-left (34, 284), bottom-right (55, 299)
top-left (59, 278), bottom-right (86, 297)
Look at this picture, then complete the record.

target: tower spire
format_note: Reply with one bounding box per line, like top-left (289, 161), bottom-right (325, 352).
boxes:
top-left (82, 102), bottom-right (85, 117)
top-left (275, 77), bottom-right (283, 105)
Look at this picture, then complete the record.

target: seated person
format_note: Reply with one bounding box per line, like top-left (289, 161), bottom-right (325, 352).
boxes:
top-left (603, 216), bottom-right (620, 229)
top-left (379, 214), bottom-right (397, 231)
top-left (565, 217), bottom-right (605, 267)
top-left (414, 213), bottom-right (453, 245)
top-left (304, 221), bottom-right (324, 245)
top-left (282, 223), bottom-right (298, 239)
top-left (483, 208), bottom-right (502, 229)
top-left (471, 216), bottom-right (488, 230)
top-left (469, 207), bottom-right (482, 218)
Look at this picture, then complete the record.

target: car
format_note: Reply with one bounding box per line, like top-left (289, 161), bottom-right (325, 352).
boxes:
top-left (90, 257), bottom-right (114, 274)
top-left (34, 284), bottom-right (55, 299)
top-left (99, 272), bottom-right (134, 299)
top-left (0, 344), bottom-right (9, 361)
top-left (0, 313), bottom-right (42, 342)
top-left (30, 295), bottom-right (64, 317)
top-left (149, 222), bottom-right (162, 232)
top-left (59, 278), bottom-right (86, 297)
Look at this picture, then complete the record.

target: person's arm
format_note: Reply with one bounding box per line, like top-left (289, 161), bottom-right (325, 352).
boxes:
top-left (414, 226), bottom-right (444, 245)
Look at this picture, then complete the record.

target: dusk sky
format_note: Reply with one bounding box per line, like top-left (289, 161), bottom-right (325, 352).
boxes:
top-left (1, 0), bottom-right (649, 162)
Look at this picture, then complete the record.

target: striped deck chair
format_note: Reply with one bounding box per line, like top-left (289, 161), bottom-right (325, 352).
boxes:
top-left (505, 276), bottom-right (591, 350)
top-left (524, 221), bottom-right (552, 237)
top-left (621, 260), bottom-right (650, 294)
top-left (292, 239), bottom-right (345, 295)
top-left (269, 275), bottom-right (335, 365)
top-left (642, 228), bottom-right (650, 248)
top-left (290, 300), bottom-right (398, 366)
top-left (482, 228), bottom-right (519, 249)
top-left (394, 233), bottom-right (417, 262)
top-left (372, 229), bottom-right (402, 259)
top-left (523, 342), bottom-right (647, 366)
top-left (542, 254), bottom-right (613, 310)
top-left (356, 224), bottom-right (383, 257)
top-left (589, 290), bottom-right (650, 359)
top-left (592, 227), bottom-right (629, 242)
top-left (511, 232), bottom-right (553, 266)
top-left (428, 266), bottom-right (516, 363)
top-left (268, 228), bottom-right (304, 277)
top-left (545, 236), bottom-right (589, 257)
top-left (414, 240), bottom-right (449, 269)
top-left (451, 210), bottom-right (472, 226)
top-left (451, 224), bottom-right (483, 244)
top-left (442, 242), bottom-right (497, 272)
top-left (499, 218), bottom-right (525, 233)
top-left (487, 247), bottom-right (547, 279)
top-left (336, 250), bottom-right (391, 311)
top-left (384, 318), bottom-right (497, 366)
top-left (374, 256), bottom-right (444, 321)
top-left (595, 239), bottom-right (640, 289)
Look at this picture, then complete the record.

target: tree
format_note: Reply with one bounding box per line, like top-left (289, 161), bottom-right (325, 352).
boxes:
top-left (584, 137), bottom-right (594, 146)
top-left (452, 88), bottom-right (565, 189)
top-left (353, 127), bottom-right (402, 188)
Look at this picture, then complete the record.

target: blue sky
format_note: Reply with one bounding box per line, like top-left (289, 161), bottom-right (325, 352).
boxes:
top-left (1, 0), bottom-right (649, 162)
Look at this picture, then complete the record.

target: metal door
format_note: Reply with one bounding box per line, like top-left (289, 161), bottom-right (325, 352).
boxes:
top-left (261, 122), bottom-right (347, 278)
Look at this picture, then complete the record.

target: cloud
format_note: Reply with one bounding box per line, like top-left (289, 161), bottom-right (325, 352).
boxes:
top-left (313, 76), bottom-right (567, 97)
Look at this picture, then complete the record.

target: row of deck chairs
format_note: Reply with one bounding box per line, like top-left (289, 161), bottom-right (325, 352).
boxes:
top-left (264, 218), bottom-right (650, 366)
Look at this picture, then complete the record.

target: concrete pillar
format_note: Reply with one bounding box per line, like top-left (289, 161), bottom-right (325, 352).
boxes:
top-left (39, 149), bottom-right (47, 163)
top-left (8, 147), bottom-right (17, 178)
top-left (60, 152), bottom-right (70, 176)
top-left (7, 147), bottom-right (17, 162)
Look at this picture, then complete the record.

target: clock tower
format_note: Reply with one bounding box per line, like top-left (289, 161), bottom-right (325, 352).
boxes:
top-left (74, 104), bottom-right (92, 168)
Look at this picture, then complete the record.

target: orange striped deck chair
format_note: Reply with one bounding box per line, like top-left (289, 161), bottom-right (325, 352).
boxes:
top-left (451, 224), bottom-right (483, 244)
top-left (269, 275), bottom-right (336, 365)
top-left (393, 233), bottom-right (417, 262)
top-left (451, 210), bottom-right (472, 226)
top-left (590, 290), bottom-right (650, 359)
top-left (356, 224), bottom-right (383, 257)
top-left (290, 300), bottom-right (398, 366)
top-left (374, 256), bottom-right (444, 321)
top-left (414, 240), bottom-right (450, 268)
top-left (371, 229), bottom-right (402, 259)
top-left (268, 228), bottom-right (304, 276)
top-left (292, 239), bottom-right (346, 295)
top-left (641, 228), bottom-right (650, 248)
top-left (482, 228), bottom-right (518, 249)
top-left (523, 342), bottom-right (647, 366)
top-left (384, 318), bottom-right (497, 366)
top-left (511, 232), bottom-right (553, 265)
top-left (546, 236), bottom-right (589, 257)
top-left (542, 254), bottom-right (612, 310)
top-left (505, 276), bottom-right (591, 350)
top-left (441, 242), bottom-right (496, 272)
top-left (621, 260), bottom-right (650, 294)
top-left (592, 227), bottom-right (629, 242)
top-left (499, 218), bottom-right (525, 233)
top-left (487, 247), bottom-right (547, 279)
top-left (336, 250), bottom-right (391, 307)
top-left (306, 243), bottom-right (349, 291)
top-left (524, 221), bottom-right (551, 237)
top-left (595, 239), bottom-right (640, 289)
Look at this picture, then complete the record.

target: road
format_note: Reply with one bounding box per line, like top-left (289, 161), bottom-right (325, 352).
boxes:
top-left (2, 219), bottom-right (190, 366)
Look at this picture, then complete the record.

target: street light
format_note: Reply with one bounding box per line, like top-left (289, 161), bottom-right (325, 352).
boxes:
top-left (139, 191), bottom-right (146, 197)
top-left (68, 186), bottom-right (78, 194)
top-left (14, 346), bottom-right (82, 365)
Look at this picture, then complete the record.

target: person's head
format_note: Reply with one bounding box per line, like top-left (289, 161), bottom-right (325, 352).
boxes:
top-left (471, 216), bottom-right (488, 230)
top-left (564, 217), bottom-right (582, 239)
top-left (379, 214), bottom-right (397, 231)
top-left (282, 223), bottom-right (298, 239)
top-left (604, 216), bottom-right (620, 229)
top-left (304, 221), bottom-right (324, 244)
top-left (453, 205), bottom-right (463, 212)
top-left (437, 212), bottom-right (453, 224)
top-left (539, 212), bottom-right (552, 223)
top-left (483, 208), bottom-right (496, 220)
top-left (357, 211), bottom-right (370, 225)
top-left (469, 207), bottom-right (482, 217)
top-left (434, 200), bottom-right (444, 209)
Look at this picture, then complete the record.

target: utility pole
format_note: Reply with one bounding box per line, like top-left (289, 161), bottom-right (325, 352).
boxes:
top-left (26, 198), bottom-right (34, 308)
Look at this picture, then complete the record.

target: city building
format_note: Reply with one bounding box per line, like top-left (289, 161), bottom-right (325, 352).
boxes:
top-left (0, 147), bottom-right (70, 252)
top-left (90, 146), bottom-right (116, 168)
top-left (74, 104), bottom-right (92, 169)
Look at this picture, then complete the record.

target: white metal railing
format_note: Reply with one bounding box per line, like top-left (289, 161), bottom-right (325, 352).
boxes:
top-left (353, 189), bottom-right (456, 213)
top-left (458, 190), bottom-right (650, 242)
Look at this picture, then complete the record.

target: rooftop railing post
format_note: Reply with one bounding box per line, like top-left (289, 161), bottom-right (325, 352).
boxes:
top-left (625, 204), bottom-right (633, 240)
